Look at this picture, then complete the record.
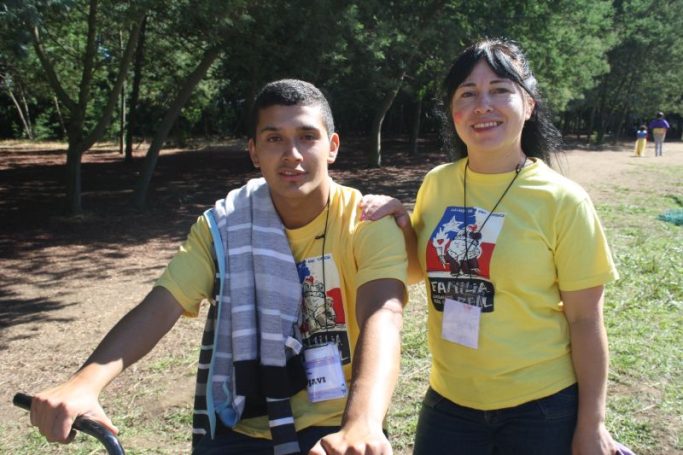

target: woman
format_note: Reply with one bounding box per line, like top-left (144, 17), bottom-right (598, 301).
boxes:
top-left (361, 39), bottom-right (619, 454)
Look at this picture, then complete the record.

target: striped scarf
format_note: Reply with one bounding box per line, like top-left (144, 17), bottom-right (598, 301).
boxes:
top-left (192, 178), bottom-right (304, 454)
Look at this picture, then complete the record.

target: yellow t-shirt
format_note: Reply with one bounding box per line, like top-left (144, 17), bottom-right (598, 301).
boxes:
top-left (411, 158), bottom-right (618, 410)
top-left (156, 181), bottom-right (407, 438)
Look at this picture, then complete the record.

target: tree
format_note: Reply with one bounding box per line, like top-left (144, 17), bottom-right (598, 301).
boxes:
top-left (4, 0), bottom-right (147, 213)
top-left (132, 0), bottom-right (252, 209)
top-left (577, 0), bottom-right (683, 143)
top-left (331, 0), bottom-right (453, 167)
top-left (0, 70), bottom-right (34, 139)
top-left (0, 5), bottom-right (49, 139)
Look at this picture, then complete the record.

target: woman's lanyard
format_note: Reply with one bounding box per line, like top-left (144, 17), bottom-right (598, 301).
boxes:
top-left (462, 156), bottom-right (526, 276)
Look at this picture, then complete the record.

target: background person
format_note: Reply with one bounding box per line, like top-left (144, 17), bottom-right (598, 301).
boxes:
top-left (361, 38), bottom-right (619, 454)
top-left (28, 79), bottom-right (407, 455)
top-left (634, 124), bottom-right (647, 157)
top-left (648, 111), bottom-right (670, 157)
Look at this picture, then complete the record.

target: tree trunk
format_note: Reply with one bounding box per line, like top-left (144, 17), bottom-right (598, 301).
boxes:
top-left (118, 30), bottom-right (126, 155)
top-left (19, 85), bottom-right (35, 139)
top-left (612, 74), bottom-right (636, 144)
top-left (53, 96), bottom-right (67, 138)
top-left (119, 78), bottom-right (126, 154)
top-left (65, 149), bottom-right (82, 214)
top-left (561, 110), bottom-right (570, 136)
top-left (65, 131), bottom-right (85, 214)
top-left (133, 46), bottom-right (222, 209)
top-left (239, 64), bottom-right (260, 136)
top-left (125, 15), bottom-right (146, 163)
top-left (5, 83), bottom-right (33, 139)
top-left (613, 106), bottom-right (630, 144)
top-left (409, 96), bottom-right (422, 155)
top-left (587, 106), bottom-right (596, 143)
top-left (368, 72), bottom-right (405, 168)
top-left (575, 112), bottom-right (583, 140)
top-left (595, 115), bottom-right (606, 144)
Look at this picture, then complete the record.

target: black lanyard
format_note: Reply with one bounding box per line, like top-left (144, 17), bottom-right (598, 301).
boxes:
top-left (462, 156), bottom-right (526, 275)
top-left (316, 192), bottom-right (331, 332)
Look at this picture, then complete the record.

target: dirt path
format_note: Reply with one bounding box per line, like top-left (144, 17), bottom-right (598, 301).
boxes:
top-left (559, 141), bottom-right (683, 204)
top-left (1, 139), bottom-right (681, 452)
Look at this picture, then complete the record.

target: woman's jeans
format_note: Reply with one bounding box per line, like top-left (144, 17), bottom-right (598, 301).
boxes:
top-left (413, 384), bottom-right (578, 455)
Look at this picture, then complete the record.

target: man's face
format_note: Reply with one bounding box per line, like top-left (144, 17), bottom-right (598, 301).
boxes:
top-left (248, 104), bottom-right (339, 211)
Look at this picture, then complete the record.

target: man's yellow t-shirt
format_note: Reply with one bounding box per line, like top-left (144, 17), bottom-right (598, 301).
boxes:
top-left (157, 181), bottom-right (407, 438)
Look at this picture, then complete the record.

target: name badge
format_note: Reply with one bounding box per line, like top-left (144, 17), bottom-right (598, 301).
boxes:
top-left (442, 297), bottom-right (481, 349)
top-left (304, 343), bottom-right (347, 402)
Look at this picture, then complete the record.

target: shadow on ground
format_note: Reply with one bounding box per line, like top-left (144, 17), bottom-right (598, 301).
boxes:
top-left (0, 136), bottom-right (447, 252)
top-left (0, 136), bottom-right (447, 333)
top-left (0, 287), bottom-right (76, 349)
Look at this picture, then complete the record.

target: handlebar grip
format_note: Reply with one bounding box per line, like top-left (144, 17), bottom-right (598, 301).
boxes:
top-left (12, 393), bottom-right (126, 455)
top-left (13, 392), bottom-right (32, 410)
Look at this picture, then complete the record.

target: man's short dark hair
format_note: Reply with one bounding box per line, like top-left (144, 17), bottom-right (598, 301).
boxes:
top-left (248, 79), bottom-right (335, 140)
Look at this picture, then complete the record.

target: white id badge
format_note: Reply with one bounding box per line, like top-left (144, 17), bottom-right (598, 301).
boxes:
top-left (442, 297), bottom-right (481, 349)
top-left (304, 343), bottom-right (347, 402)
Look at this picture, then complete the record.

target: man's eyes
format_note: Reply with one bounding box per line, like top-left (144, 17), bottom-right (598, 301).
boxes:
top-left (263, 134), bottom-right (318, 142)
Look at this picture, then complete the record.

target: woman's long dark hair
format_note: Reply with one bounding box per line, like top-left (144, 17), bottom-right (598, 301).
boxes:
top-left (440, 38), bottom-right (562, 164)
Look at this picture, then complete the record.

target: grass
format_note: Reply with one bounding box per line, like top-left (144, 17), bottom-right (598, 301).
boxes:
top-left (387, 285), bottom-right (430, 454)
top-left (386, 161), bottom-right (682, 454)
top-left (596, 164), bottom-right (682, 454)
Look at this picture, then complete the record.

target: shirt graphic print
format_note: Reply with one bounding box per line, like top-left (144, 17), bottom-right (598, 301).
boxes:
top-left (427, 206), bottom-right (505, 313)
top-left (297, 254), bottom-right (351, 364)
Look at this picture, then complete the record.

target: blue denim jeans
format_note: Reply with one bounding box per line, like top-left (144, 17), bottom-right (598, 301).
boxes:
top-left (194, 425), bottom-right (340, 454)
top-left (413, 384), bottom-right (578, 455)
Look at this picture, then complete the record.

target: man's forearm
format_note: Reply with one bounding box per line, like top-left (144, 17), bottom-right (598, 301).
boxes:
top-left (342, 305), bottom-right (403, 428)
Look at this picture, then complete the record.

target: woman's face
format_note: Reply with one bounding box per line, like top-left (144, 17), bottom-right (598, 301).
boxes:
top-left (450, 60), bottom-right (535, 159)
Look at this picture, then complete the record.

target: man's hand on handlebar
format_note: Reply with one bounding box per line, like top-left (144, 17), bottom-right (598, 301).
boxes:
top-left (30, 380), bottom-right (118, 444)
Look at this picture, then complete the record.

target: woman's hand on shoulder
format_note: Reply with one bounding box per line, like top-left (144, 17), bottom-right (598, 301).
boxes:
top-left (359, 194), bottom-right (410, 228)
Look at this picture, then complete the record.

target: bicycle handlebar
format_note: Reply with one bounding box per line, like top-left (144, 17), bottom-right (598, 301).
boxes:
top-left (13, 393), bottom-right (126, 455)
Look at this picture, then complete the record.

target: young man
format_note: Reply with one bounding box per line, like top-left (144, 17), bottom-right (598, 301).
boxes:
top-left (29, 79), bottom-right (408, 454)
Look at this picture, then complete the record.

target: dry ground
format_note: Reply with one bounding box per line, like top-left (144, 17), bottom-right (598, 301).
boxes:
top-left (1, 137), bottom-right (681, 453)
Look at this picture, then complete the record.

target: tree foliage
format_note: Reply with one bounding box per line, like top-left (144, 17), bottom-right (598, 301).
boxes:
top-left (1, 0), bottom-right (681, 210)
top-left (574, 0), bottom-right (683, 143)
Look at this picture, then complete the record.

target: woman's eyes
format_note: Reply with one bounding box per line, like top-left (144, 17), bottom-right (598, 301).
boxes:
top-left (459, 87), bottom-right (511, 98)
